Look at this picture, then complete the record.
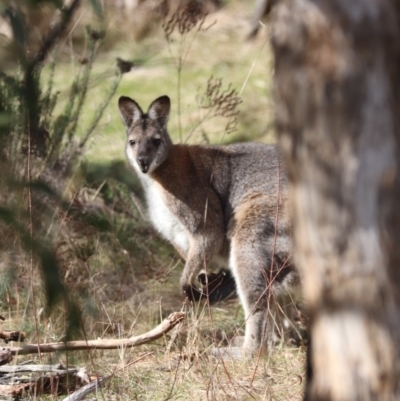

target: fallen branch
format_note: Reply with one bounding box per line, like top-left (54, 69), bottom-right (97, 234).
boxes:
top-left (0, 364), bottom-right (79, 375)
top-left (0, 331), bottom-right (25, 343)
top-left (0, 365), bottom-right (90, 397)
top-left (9, 312), bottom-right (185, 356)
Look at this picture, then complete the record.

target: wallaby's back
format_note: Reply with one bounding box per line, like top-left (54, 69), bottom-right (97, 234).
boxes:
top-left (184, 142), bottom-right (287, 221)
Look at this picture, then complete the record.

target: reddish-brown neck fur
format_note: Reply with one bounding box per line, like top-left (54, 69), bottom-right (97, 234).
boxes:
top-left (151, 145), bottom-right (203, 193)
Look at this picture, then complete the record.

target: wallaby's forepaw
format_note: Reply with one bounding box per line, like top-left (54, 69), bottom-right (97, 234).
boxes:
top-left (180, 273), bottom-right (202, 301)
top-left (182, 269), bottom-right (237, 304)
top-left (197, 269), bottom-right (237, 304)
top-left (182, 285), bottom-right (203, 302)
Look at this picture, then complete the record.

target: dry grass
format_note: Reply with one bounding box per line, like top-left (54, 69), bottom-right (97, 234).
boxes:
top-left (2, 257), bottom-right (306, 399)
top-left (93, 347), bottom-right (305, 400)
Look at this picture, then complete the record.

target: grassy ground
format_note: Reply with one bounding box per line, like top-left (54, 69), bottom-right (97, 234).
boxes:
top-left (1, 1), bottom-right (306, 399)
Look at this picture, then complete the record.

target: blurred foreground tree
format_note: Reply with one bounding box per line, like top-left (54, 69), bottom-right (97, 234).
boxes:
top-left (271, 0), bottom-right (400, 400)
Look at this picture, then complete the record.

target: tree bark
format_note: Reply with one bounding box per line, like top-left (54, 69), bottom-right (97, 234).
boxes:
top-left (271, 0), bottom-right (400, 400)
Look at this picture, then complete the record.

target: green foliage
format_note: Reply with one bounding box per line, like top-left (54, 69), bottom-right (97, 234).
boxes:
top-left (0, 0), bottom-right (121, 339)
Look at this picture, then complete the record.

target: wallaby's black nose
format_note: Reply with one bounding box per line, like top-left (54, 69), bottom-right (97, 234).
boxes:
top-left (137, 156), bottom-right (150, 173)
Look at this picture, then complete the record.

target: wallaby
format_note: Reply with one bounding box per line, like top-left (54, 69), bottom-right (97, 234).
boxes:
top-left (119, 94), bottom-right (299, 358)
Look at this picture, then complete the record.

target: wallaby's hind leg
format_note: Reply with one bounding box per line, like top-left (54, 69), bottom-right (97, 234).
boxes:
top-left (229, 240), bottom-right (276, 357)
top-left (226, 194), bottom-right (293, 358)
top-left (209, 237), bottom-right (275, 361)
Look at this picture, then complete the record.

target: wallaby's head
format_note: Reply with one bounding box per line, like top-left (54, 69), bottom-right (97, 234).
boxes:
top-left (119, 95), bottom-right (172, 174)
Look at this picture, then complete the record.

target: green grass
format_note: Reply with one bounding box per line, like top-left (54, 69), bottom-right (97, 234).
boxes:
top-left (46, 1), bottom-right (275, 164)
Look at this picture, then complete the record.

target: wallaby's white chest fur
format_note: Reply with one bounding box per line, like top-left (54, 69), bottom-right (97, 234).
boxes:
top-left (139, 172), bottom-right (190, 255)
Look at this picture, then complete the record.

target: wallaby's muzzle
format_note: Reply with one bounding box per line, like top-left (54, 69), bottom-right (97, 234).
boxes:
top-left (137, 155), bottom-right (150, 173)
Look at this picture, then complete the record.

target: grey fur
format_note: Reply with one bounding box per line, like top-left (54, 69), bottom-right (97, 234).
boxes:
top-left (119, 95), bottom-right (299, 358)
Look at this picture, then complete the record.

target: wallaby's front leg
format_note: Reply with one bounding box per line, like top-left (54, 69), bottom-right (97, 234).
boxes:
top-left (179, 235), bottom-right (223, 297)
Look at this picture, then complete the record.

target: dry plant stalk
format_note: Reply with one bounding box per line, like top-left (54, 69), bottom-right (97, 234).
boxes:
top-left (162, 1), bottom-right (208, 40)
top-left (9, 312), bottom-right (185, 356)
top-left (193, 76), bottom-right (242, 139)
top-left (162, 1), bottom-right (210, 141)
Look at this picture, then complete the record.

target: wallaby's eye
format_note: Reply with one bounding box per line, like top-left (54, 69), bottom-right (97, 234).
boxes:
top-left (129, 139), bottom-right (136, 146)
top-left (153, 138), bottom-right (161, 147)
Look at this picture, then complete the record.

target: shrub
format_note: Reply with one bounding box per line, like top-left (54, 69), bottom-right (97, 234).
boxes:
top-left (0, 0), bottom-right (121, 338)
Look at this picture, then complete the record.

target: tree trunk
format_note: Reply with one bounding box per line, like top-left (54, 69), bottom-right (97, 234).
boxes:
top-left (270, 0), bottom-right (400, 400)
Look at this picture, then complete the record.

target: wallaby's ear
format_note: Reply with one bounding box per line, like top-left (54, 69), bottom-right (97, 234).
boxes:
top-left (118, 96), bottom-right (143, 128)
top-left (147, 95), bottom-right (170, 127)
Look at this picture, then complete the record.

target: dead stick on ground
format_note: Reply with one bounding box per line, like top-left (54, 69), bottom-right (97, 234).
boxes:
top-left (9, 312), bottom-right (185, 356)
top-left (0, 364), bottom-right (80, 374)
